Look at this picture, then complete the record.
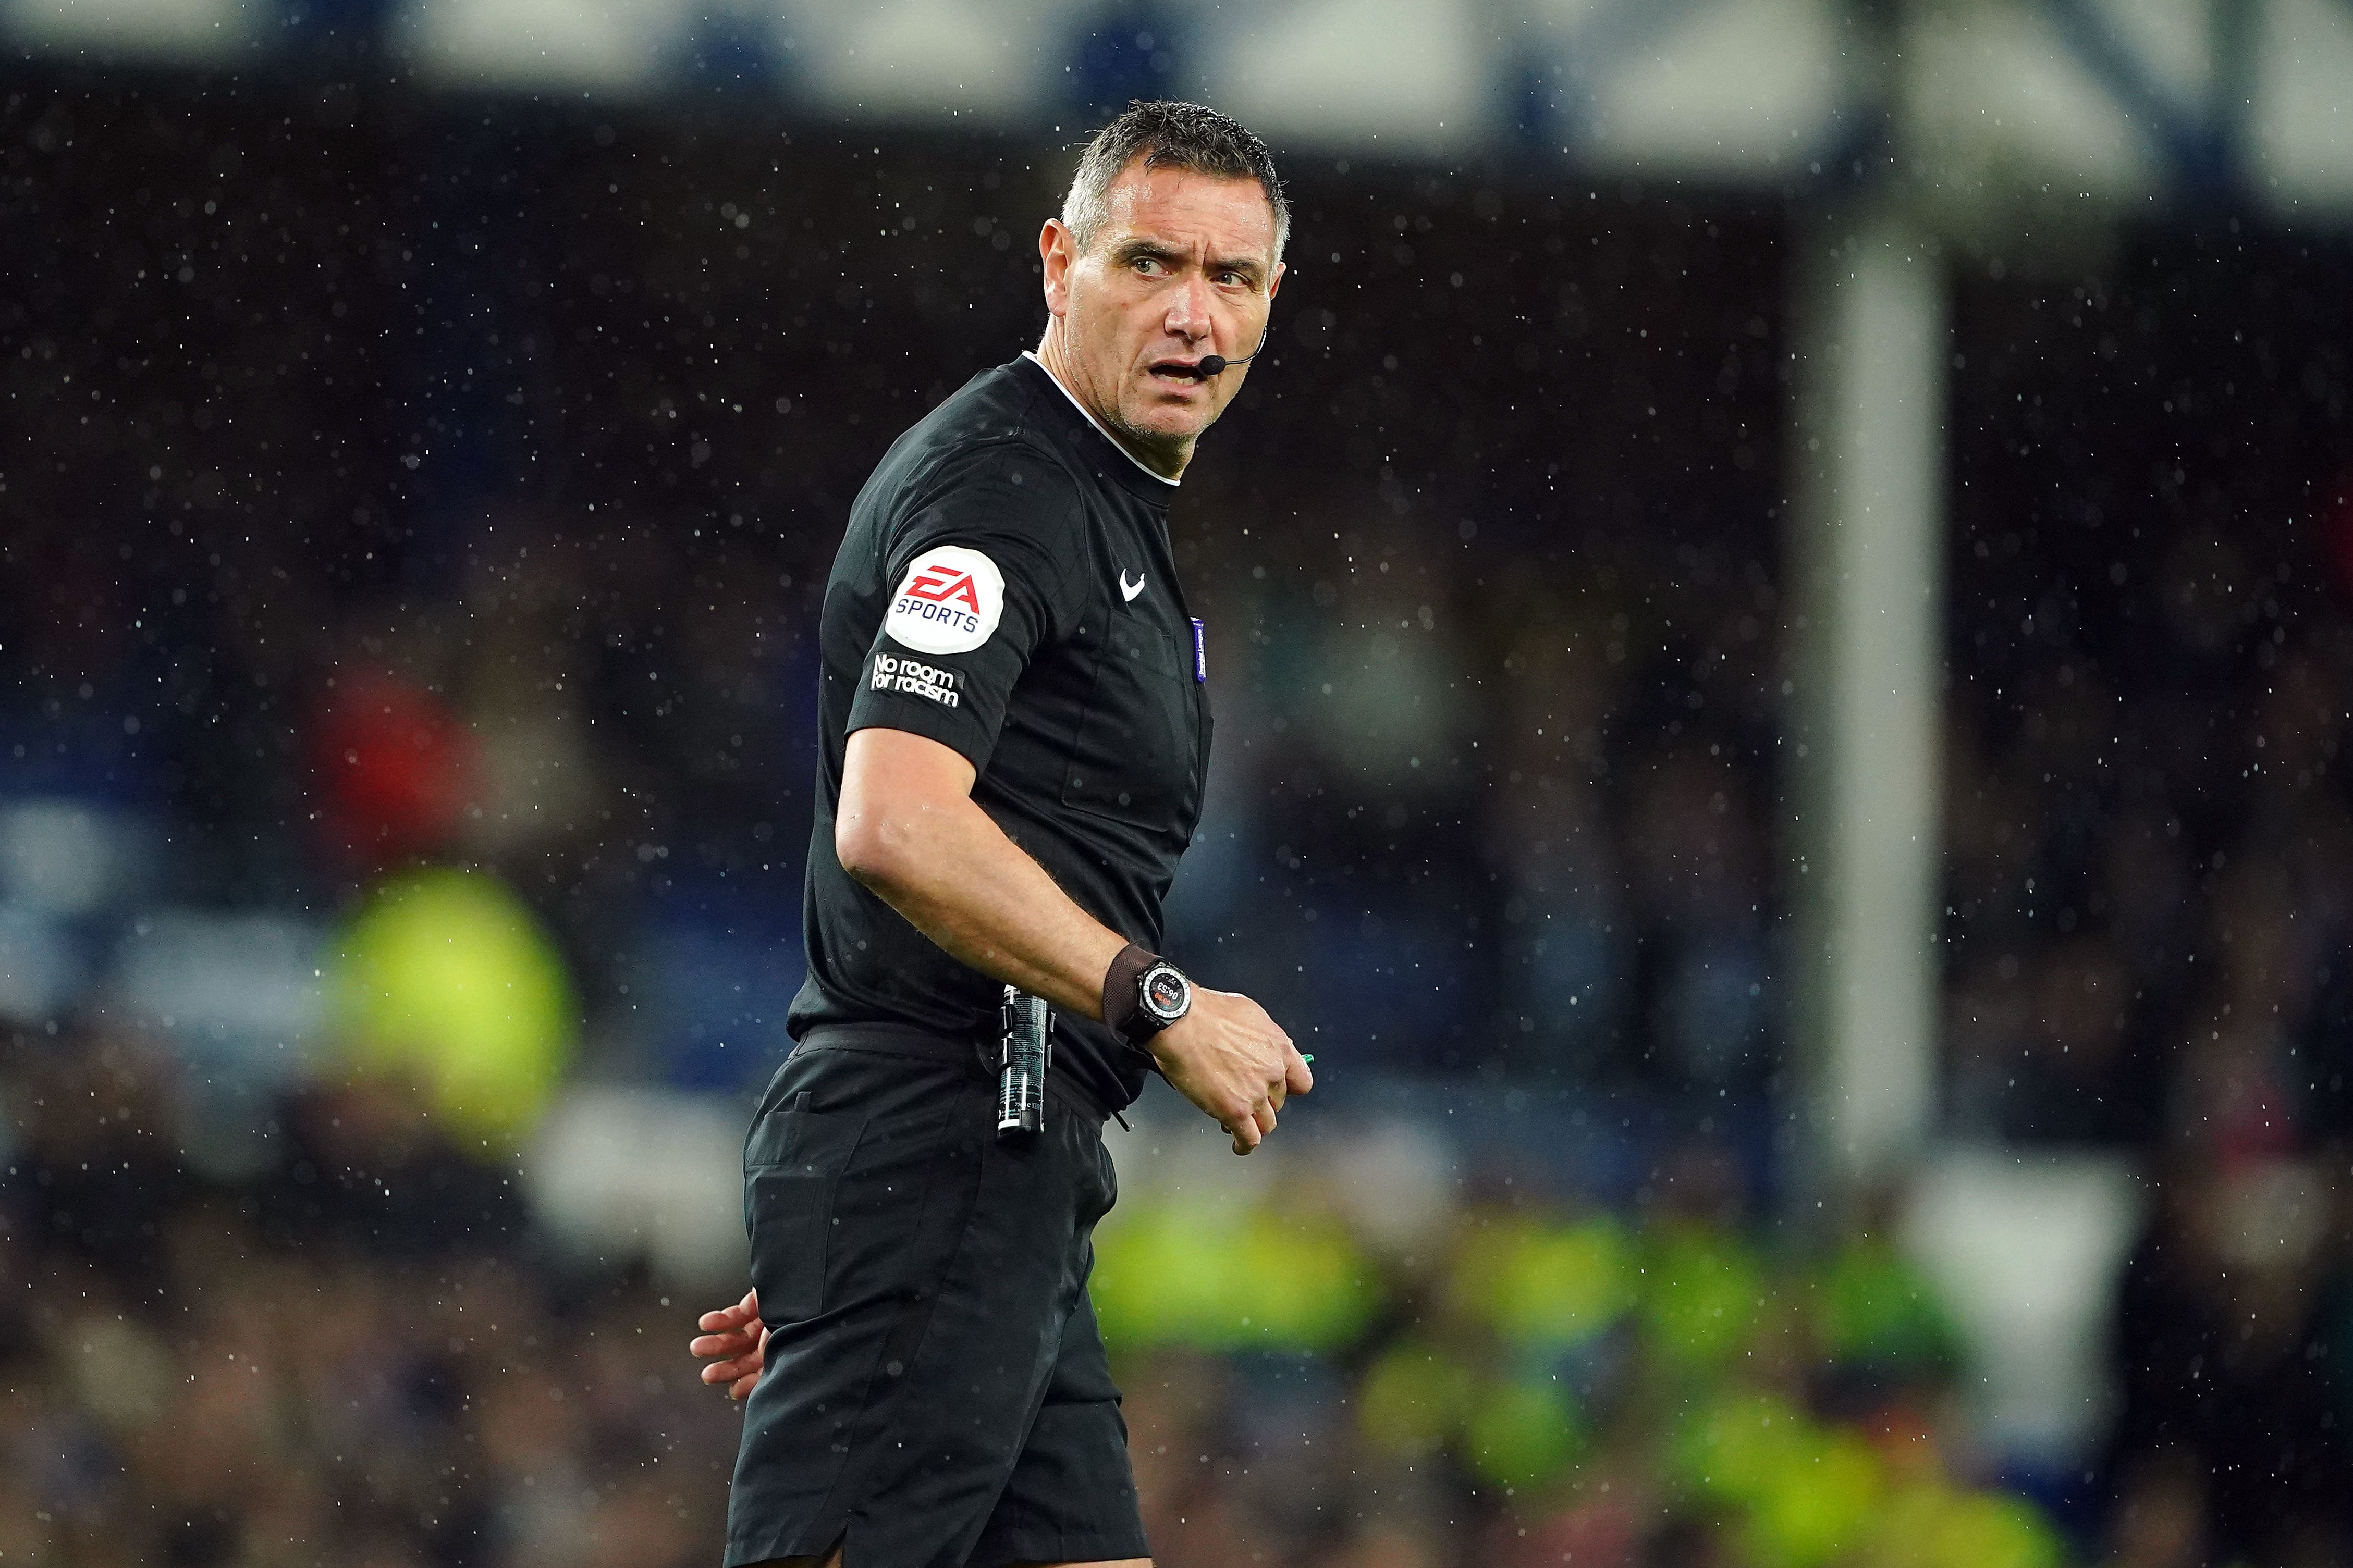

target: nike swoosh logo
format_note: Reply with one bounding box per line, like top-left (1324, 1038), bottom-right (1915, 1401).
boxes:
top-left (1119, 570), bottom-right (1145, 602)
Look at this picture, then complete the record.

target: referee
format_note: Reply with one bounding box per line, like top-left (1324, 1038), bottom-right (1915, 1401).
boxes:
top-left (688, 101), bottom-right (1313, 1568)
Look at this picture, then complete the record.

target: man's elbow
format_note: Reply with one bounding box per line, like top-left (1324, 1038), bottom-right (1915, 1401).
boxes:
top-left (836, 731), bottom-right (975, 897)
top-left (835, 810), bottom-right (916, 896)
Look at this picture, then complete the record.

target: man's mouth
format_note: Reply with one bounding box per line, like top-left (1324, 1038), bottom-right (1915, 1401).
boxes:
top-left (1147, 359), bottom-right (1209, 385)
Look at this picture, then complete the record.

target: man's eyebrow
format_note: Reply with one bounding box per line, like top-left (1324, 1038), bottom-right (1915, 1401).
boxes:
top-left (1109, 238), bottom-right (1182, 266)
top-left (1108, 237), bottom-right (1268, 285)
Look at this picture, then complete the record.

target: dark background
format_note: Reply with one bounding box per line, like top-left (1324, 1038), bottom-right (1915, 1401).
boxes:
top-left (1, 65), bottom-right (1788, 1105)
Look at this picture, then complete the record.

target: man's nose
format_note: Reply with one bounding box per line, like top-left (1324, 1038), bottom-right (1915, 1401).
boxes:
top-left (1163, 275), bottom-right (1213, 340)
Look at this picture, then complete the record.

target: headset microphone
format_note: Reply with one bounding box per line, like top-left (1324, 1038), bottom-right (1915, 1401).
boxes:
top-left (1196, 324), bottom-right (1272, 378)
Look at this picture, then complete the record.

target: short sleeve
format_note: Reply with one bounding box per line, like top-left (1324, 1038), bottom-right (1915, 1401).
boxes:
top-left (846, 456), bottom-right (1080, 771)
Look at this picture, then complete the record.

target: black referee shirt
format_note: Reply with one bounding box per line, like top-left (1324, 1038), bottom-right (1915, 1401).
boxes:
top-left (787, 355), bottom-right (1212, 1114)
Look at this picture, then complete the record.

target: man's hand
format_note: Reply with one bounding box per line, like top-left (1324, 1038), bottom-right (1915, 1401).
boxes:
top-left (1149, 987), bottom-right (1313, 1154)
top-left (690, 1289), bottom-right (767, 1401)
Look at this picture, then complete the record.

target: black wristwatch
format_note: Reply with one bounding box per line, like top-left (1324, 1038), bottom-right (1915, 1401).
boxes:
top-left (1134, 958), bottom-right (1193, 1036)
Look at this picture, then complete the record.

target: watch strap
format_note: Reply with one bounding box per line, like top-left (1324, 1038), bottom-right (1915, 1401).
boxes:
top-left (1101, 942), bottom-right (1161, 1045)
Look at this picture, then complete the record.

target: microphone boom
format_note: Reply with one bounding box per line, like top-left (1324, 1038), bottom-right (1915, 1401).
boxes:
top-left (1197, 324), bottom-right (1272, 377)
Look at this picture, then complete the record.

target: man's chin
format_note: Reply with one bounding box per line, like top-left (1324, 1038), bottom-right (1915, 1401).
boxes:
top-left (1121, 400), bottom-right (1218, 447)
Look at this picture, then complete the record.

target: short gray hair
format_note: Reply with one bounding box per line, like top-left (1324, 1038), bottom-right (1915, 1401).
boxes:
top-left (1061, 100), bottom-right (1290, 264)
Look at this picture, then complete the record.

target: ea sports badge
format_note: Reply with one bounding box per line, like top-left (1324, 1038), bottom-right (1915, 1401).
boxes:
top-left (885, 544), bottom-right (1005, 655)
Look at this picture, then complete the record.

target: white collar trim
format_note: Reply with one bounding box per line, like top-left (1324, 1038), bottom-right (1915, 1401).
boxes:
top-left (1022, 351), bottom-right (1181, 487)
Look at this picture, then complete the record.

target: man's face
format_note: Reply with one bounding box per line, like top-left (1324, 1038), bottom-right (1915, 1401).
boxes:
top-left (1041, 160), bottom-right (1284, 460)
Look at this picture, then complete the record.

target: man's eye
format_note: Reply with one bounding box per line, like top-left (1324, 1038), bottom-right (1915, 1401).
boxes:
top-left (1133, 256), bottom-right (1165, 275)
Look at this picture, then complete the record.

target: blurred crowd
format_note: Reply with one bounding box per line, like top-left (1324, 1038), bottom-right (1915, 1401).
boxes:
top-left (19, 1004), bottom-right (2353, 1568)
top-left (2, 1022), bottom-right (743, 1568)
top-left (3, 1013), bottom-right (2054, 1568)
top-left (1943, 229), bottom-right (2353, 1566)
top-left (1091, 1139), bottom-right (2015, 1568)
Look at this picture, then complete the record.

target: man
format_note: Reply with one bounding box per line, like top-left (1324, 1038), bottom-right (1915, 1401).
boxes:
top-left (688, 101), bottom-right (1314, 1568)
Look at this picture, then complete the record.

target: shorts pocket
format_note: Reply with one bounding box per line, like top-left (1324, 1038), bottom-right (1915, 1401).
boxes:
top-left (744, 1090), bottom-right (870, 1323)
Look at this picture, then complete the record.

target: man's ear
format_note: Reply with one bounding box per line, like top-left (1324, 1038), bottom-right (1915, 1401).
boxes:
top-left (1267, 259), bottom-right (1285, 304)
top-left (1040, 219), bottom-right (1076, 319)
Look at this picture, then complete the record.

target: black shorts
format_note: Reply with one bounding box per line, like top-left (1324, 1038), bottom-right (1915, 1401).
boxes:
top-left (725, 1026), bottom-right (1147, 1568)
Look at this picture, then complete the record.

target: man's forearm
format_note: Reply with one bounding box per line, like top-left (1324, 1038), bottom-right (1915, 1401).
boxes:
top-left (836, 730), bottom-right (1306, 1151)
top-left (843, 789), bottom-right (1128, 1023)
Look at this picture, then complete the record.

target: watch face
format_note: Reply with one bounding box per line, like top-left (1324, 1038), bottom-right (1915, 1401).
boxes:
top-left (1143, 967), bottom-right (1190, 1019)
